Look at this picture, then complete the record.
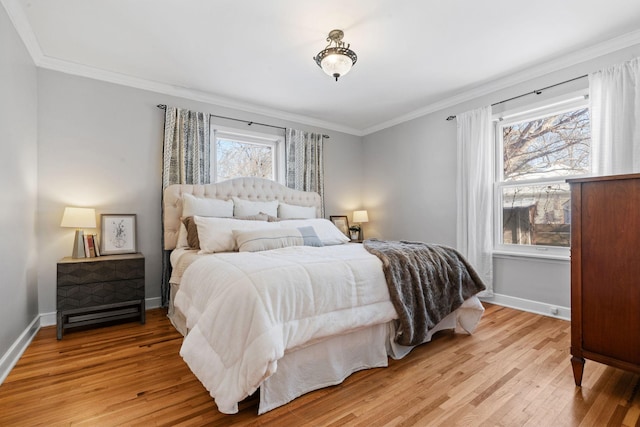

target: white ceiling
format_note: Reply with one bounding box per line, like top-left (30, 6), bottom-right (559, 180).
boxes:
top-left (4, 0), bottom-right (640, 135)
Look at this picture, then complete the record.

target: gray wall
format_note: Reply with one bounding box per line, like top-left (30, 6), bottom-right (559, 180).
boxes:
top-left (0, 4), bottom-right (39, 363)
top-left (6, 0), bottom-right (640, 368)
top-left (36, 69), bottom-right (364, 315)
top-left (363, 44), bottom-right (640, 312)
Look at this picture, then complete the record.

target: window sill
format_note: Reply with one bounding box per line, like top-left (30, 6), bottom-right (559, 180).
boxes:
top-left (492, 250), bottom-right (570, 262)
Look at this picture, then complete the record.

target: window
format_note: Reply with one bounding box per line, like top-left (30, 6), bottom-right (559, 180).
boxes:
top-left (211, 126), bottom-right (285, 183)
top-left (494, 94), bottom-right (591, 256)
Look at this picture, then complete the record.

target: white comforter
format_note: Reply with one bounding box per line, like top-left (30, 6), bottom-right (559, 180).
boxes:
top-left (174, 244), bottom-right (397, 414)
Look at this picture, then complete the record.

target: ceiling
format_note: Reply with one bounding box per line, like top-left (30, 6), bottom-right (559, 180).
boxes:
top-left (4, 0), bottom-right (640, 135)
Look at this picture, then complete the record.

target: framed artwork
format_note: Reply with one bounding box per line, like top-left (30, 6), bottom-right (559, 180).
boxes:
top-left (100, 214), bottom-right (137, 255)
top-left (330, 215), bottom-right (350, 237)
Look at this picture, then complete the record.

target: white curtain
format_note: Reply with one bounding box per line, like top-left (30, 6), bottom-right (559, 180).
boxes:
top-left (590, 57), bottom-right (640, 175)
top-left (456, 106), bottom-right (493, 296)
top-left (285, 128), bottom-right (325, 216)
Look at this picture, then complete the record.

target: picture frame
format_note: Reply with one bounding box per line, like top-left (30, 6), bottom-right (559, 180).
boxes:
top-left (100, 214), bottom-right (137, 255)
top-left (330, 215), bottom-right (350, 238)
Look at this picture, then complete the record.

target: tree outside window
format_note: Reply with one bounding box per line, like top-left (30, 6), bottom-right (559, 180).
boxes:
top-left (210, 128), bottom-right (284, 184)
top-left (496, 100), bottom-right (591, 253)
top-left (216, 139), bottom-right (273, 182)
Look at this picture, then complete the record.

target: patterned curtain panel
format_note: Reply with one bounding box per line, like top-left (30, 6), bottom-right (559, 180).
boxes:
top-left (285, 128), bottom-right (325, 217)
top-left (162, 107), bottom-right (211, 189)
top-left (161, 106), bottom-right (211, 306)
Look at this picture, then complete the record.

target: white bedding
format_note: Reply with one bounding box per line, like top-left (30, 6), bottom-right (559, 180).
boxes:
top-left (174, 244), bottom-right (397, 414)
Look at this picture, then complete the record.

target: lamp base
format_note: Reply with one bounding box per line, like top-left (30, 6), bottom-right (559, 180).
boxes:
top-left (71, 229), bottom-right (86, 258)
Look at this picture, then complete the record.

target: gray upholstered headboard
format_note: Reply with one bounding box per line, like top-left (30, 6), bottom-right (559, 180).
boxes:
top-left (163, 177), bottom-right (322, 250)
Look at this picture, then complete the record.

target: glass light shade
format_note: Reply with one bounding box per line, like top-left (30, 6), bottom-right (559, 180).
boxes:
top-left (321, 53), bottom-right (353, 79)
top-left (60, 207), bottom-right (97, 229)
top-left (353, 210), bottom-right (369, 223)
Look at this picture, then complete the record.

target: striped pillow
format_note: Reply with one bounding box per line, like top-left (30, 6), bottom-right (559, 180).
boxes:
top-left (233, 226), bottom-right (323, 252)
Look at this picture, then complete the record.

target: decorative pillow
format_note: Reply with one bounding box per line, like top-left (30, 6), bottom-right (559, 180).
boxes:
top-left (182, 216), bottom-right (201, 249)
top-left (183, 193), bottom-right (234, 217)
top-left (232, 197), bottom-right (278, 217)
top-left (297, 226), bottom-right (324, 247)
top-left (265, 213), bottom-right (282, 222)
top-left (277, 202), bottom-right (317, 219)
top-left (233, 226), bottom-right (323, 252)
top-left (234, 213), bottom-right (270, 221)
top-left (195, 216), bottom-right (279, 253)
top-left (181, 214), bottom-right (270, 249)
top-left (276, 218), bottom-right (350, 246)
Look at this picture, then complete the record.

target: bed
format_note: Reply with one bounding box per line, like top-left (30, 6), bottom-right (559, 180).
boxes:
top-left (163, 177), bottom-right (486, 415)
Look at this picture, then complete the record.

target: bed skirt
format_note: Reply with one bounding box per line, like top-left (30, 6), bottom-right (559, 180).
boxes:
top-left (168, 288), bottom-right (484, 413)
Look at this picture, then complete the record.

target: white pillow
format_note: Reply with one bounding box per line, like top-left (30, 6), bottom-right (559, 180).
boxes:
top-left (183, 193), bottom-right (234, 217)
top-left (233, 197), bottom-right (278, 217)
top-left (277, 202), bottom-right (317, 219)
top-left (175, 194), bottom-right (235, 248)
top-left (276, 218), bottom-right (350, 246)
top-left (195, 216), bottom-right (278, 253)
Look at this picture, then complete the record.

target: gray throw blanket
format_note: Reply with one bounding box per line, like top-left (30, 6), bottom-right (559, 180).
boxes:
top-left (363, 239), bottom-right (486, 346)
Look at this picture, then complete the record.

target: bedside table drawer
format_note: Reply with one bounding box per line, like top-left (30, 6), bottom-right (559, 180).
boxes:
top-left (57, 258), bottom-right (144, 285)
top-left (57, 278), bottom-right (144, 310)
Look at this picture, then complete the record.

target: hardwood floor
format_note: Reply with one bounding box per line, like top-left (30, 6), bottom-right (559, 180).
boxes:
top-left (1, 304), bottom-right (638, 426)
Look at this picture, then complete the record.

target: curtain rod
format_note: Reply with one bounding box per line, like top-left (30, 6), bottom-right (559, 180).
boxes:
top-left (157, 104), bottom-right (330, 138)
top-left (445, 74), bottom-right (588, 121)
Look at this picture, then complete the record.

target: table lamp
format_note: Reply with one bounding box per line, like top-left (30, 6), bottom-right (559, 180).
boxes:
top-left (352, 210), bottom-right (369, 240)
top-left (60, 207), bottom-right (97, 258)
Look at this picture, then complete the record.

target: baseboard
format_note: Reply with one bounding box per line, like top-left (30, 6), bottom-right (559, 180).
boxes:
top-left (39, 312), bottom-right (56, 327)
top-left (0, 315), bottom-right (40, 385)
top-left (145, 297), bottom-right (162, 310)
top-left (1, 296), bottom-right (165, 385)
top-left (481, 293), bottom-right (571, 321)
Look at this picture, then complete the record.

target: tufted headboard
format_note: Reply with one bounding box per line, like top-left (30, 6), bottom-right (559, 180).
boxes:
top-left (163, 177), bottom-right (322, 250)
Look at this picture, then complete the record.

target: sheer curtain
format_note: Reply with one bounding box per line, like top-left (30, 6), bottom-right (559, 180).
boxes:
top-left (285, 128), bottom-right (325, 216)
top-left (161, 106), bottom-right (211, 306)
top-left (456, 106), bottom-right (493, 296)
top-left (590, 57), bottom-right (640, 175)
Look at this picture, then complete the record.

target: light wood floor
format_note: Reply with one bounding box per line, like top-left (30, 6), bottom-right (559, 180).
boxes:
top-left (1, 304), bottom-right (638, 426)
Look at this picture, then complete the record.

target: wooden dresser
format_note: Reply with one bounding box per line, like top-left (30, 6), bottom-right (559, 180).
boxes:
top-left (568, 173), bottom-right (640, 386)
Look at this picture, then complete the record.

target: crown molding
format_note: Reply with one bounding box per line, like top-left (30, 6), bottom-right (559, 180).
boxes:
top-left (1, 0), bottom-right (44, 62)
top-left (4, 0), bottom-right (639, 138)
top-left (362, 28), bottom-right (640, 135)
top-left (36, 56), bottom-right (364, 136)
top-left (1, 0), bottom-right (362, 136)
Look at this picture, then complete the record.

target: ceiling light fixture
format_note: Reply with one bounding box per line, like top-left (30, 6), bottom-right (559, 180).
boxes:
top-left (314, 29), bottom-right (357, 81)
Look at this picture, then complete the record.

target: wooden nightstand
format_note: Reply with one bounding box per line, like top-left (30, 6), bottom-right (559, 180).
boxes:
top-left (57, 253), bottom-right (145, 339)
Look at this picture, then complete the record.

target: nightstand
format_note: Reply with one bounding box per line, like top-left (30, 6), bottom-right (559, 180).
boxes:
top-left (57, 253), bottom-right (145, 339)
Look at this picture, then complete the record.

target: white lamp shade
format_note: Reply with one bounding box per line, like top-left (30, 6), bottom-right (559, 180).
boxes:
top-left (353, 210), bottom-right (369, 223)
top-left (60, 207), bottom-right (97, 229)
top-left (321, 53), bottom-right (353, 78)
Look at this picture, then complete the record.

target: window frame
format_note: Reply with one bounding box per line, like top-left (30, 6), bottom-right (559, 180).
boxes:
top-left (493, 91), bottom-right (590, 259)
top-left (210, 124), bottom-right (285, 184)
